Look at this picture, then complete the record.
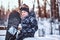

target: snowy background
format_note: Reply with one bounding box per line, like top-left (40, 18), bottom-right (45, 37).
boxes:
top-left (0, 0), bottom-right (60, 40)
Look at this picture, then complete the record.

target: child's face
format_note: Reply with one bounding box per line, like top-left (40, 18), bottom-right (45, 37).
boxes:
top-left (21, 10), bottom-right (28, 18)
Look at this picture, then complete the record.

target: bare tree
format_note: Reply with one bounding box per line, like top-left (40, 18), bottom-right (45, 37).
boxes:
top-left (18, 0), bottom-right (21, 7)
top-left (43, 0), bottom-right (47, 18)
top-left (37, 0), bottom-right (42, 17)
top-left (50, 0), bottom-right (56, 35)
top-left (51, 0), bottom-right (56, 19)
top-left (56, 0), bottom-right (59, 19)
top-left (33, 0), bottom-right (35, 11)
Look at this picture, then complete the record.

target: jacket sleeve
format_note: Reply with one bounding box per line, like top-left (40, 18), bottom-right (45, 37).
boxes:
top-left (30, 17), bottom-right (38, 32)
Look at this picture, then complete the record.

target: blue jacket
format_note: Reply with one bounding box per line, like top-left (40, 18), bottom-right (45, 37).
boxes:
top-left (21, 15), bottom-right (38, 33)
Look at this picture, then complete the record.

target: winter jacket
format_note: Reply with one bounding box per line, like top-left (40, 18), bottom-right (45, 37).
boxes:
top-left (17, 12), bottom-right (38, 40)
top-left (5, 11), bottom-right (21, 40)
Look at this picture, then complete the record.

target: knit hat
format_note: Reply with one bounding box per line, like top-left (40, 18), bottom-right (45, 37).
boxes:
top-left (20, 4), bottom-right (29, 13)
top-left (20, 7), bottom-right (29, 13)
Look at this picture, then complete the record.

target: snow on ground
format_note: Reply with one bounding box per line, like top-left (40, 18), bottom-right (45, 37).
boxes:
top-left (24, 35), bottom-right (60, 40)
top-left (37, 18), bottom-right (59, 35)
top-left (0, 36), bottom-right (5, 40)
top-left (0, 30), bottom-right (6, 36)
top-left (0, 35), bottom-right (60, 40)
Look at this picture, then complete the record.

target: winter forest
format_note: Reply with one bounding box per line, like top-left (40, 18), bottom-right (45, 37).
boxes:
top-left (0, 0), bottom-right (60, 40)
